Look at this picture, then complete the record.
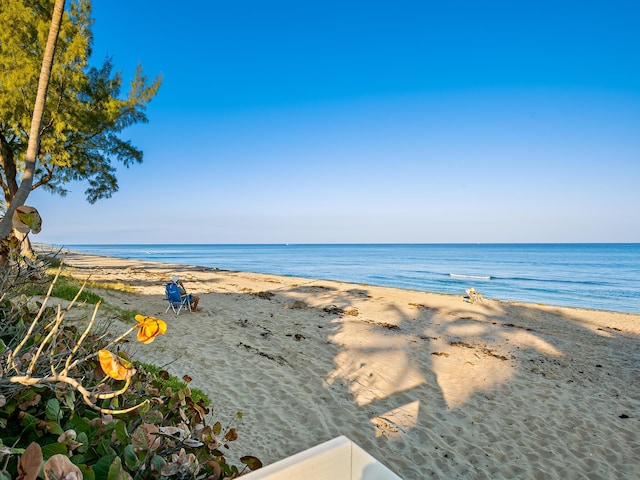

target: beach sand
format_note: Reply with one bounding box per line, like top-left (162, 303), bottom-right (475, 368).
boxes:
top-left (49, 250), bottom-right (639, 479)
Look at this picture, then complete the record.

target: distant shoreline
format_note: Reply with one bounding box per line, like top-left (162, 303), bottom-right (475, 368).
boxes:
top-left (39, 241), bottom-right (640, 246)
top-left (35, 243), bottom-right (640, 315)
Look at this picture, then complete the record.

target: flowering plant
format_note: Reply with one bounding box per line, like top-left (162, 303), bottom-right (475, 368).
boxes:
top-left (1, 259), bottom-right (260, 479)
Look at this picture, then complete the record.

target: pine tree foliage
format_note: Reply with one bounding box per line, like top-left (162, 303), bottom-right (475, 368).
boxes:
top-left (0, 0), bottom-right (161, 206)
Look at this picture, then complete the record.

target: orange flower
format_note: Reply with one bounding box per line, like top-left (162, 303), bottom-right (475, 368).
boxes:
top-left (98, 350), bottom-right (136, 380)
top-left (134, 315), bottom-right (167, 344)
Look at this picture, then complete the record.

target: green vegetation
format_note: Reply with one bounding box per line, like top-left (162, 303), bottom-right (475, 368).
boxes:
top-left (0, 258), bottom-right (261, 479)
top-left (136, 362), bottom-right (211, 407)
top-left (16, 270), bottom-right (100, 304)
top-left (0, 0), bottom-right (161, 210)
top-left (0, 2), bottom-right (259, 476)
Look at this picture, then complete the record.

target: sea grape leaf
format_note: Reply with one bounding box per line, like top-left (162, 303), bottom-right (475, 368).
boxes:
top-left (204, 461), bottom-right (221, 478)
top-left (150, 455), bottom-right (165, 473)
top-left (240, 456), bottom-right (263, 471)
top-left (43, 454), bottom-right (82, 480)
top-left (76, 432), bottom-right (89, 454)
top-left (160, 464), bottom-right (178, 476)
top-left (123, 445), bottom-right (140, 470)
top-left (79, 465), bottom-right (95, 480)
top-left (114, 420), bottom-right (130, 444)
top-left (131, 424), bottom-right (160, 452)
top-left (107, 456), bottom-right (132, 480)
top-left (40, 443), bottom-right (68, 458)
top-left (62, 389), bottom-right (76, 410)
top-left (223, 428), bottom-right (238, 442)
top-left (19, 412), bottom-right (39, 430)
top-left (93, 456), bottom-right (117, 480)
top-left (45, 399), bottom-right (61, 422)
top-left (17, 442), bottom-right (42, 480)
top-left (44, 419), bottom-right (64, 435)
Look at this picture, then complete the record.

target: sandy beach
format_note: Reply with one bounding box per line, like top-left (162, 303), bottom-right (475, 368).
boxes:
top-left (49, 250), bottom-right (639, 479)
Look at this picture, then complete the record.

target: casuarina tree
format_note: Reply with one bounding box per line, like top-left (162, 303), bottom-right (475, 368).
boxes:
top-left (0, 0), bottom-right (161, 241)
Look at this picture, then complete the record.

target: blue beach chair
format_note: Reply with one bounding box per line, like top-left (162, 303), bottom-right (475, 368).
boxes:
top-left (165, 281), bottom-right (191, 315)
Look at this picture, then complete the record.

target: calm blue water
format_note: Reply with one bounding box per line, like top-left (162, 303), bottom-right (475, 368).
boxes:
top-left (55, 244), bottom-right (640, 314)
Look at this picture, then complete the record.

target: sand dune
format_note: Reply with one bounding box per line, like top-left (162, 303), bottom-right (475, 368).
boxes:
top-left (52, 250), bottom-right (639, 479)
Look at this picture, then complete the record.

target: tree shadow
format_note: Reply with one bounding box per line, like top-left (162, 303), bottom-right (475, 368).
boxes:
top-left (54, 254), bottom-right (640, 479)
top-left (315, 292), bottom-right (639, 478)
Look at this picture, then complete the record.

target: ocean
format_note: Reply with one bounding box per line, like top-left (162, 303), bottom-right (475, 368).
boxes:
top-left (55, 243), bottom-right (640, 315)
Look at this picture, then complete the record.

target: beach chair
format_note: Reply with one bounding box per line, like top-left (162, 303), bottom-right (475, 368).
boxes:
top-left (165, 282), bottom-right (191, 315)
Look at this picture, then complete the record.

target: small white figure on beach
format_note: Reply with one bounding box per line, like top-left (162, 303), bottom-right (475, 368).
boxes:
top-left (466, 287), bottom-right (483, 304)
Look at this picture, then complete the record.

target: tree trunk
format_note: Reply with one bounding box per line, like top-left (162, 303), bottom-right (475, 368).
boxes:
top-left (0, 132), bottom-right (19, 205)
top-left (0, 0), bottom-right (66, 240)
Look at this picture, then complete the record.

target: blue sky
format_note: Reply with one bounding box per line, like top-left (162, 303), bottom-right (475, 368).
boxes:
top-left (31, 0), bottom-right (640, 244)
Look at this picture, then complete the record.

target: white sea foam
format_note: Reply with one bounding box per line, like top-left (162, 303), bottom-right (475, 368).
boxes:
top-left (449, 273), bottom-right (492, 280)
top-left (50, 243), bottom-right (640, 313)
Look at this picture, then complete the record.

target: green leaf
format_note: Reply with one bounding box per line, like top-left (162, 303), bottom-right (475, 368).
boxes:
top-left (69, 416), bottom-right (90, 434)
top-left (1, 445), bottom-right (27, 455)
top-left (76, 432), bottom-right (89, 454)
top-left (96, 438), bottom-right (117, 458)
top-left (70, 454), bottom-right (86, 465)
top-left (41, 442), bottom-right (68, 458)
top-left (19, 412), bottom-right (39, 430)
top-left (113, 420), bottom-right (130, 445)
top-left (150, 455), bottom-right (165, 472)
top-left (107, 457), bottom-right (132, 480)
top-left (3, 396), bottom-right (16, 416)
top-left (63, 389), bottom-right (76, 410)
top-left (44, 419), bottom-right (64, 435)
top-left (45, 398), bottom-right (61, 422)
top-left (79, 465), bottom-right (95, 480)
top-left (0, 339), bottom-right (6, 354)
top-left (107, 457), bottom-right (126, 480)
top-left (0, 2), bottom-right (161, 206)
top-left (93, 455), bottom-right (117, 480)
top-left (123, 445), bottom-right (140, 471)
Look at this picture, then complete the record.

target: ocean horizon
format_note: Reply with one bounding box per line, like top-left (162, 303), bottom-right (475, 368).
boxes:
top-left (50, 243), bottom-right (640, 315)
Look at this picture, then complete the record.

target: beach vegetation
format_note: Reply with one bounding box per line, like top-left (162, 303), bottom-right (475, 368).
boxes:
top-left (89, 281), bottom-right (137, 294)
top-left (13, 254), bottom-right (136, 304)
top-left (100, 304), bottom-right (138, 324)
top-left (15, 270), bottom-right (102, 304)
top-left (0, 0), bottom-right (257, 475)
top-left (1, 253), bottom-right (261, 478)
top-left (136, 362), bottom-right (211, 406)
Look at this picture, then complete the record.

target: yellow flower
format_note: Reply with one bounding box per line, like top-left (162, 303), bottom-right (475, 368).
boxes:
top-left (98, 350), bottom-right (136, 380)
top-left (134, 315), bottom-right (167, 344)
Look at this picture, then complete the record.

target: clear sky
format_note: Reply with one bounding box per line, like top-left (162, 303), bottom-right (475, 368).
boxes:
top-left (31, 0), bottom-right (640, 244)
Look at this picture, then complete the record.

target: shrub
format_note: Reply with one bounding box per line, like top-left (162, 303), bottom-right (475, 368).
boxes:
top-left (0, 258), bottom-right (261, 480)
